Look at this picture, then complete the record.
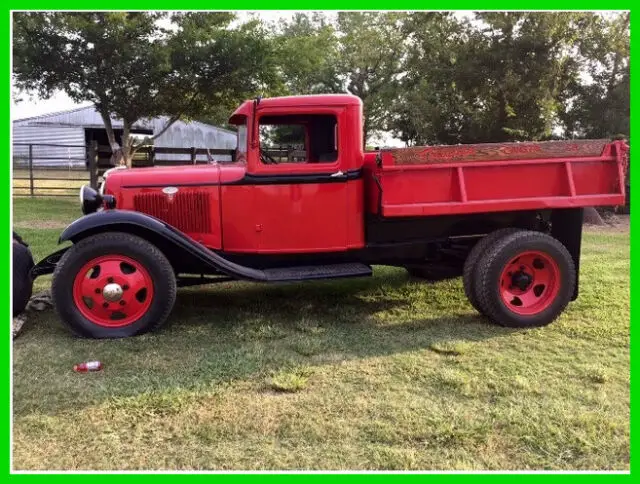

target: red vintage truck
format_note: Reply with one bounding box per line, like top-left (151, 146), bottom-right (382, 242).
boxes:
top-left (32, 94), bottom-right (628, 338)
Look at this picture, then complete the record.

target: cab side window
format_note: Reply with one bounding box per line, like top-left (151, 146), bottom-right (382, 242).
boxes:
top-left (259, 114), bottom-right (338, 165)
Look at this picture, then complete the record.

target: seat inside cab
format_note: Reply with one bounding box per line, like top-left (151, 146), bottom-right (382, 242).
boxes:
top-left (259, 114), bottom-right (338, 164)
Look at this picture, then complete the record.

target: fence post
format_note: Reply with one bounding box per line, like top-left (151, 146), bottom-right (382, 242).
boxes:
top-left (150, 146), bottom-right (155, 166)
top-left (191, 147), bottom-right (197, 165)
top-left (88, 141), bottom-right (98, 189)
top-left (28, 144), bottom-right (34, 197)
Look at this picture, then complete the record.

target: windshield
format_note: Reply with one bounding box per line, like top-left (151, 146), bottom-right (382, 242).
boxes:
top-left (236, 123), bottom-right (248, 163)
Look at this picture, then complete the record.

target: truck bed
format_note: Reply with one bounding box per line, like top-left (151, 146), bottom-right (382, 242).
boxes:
top-left (367, 139), bottom-right (628, 217)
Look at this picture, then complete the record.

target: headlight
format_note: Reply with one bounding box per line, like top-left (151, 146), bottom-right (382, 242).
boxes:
top-left (80, 185), bottom-right (116, 214)
top-left (80, 185), bottom-right (102, 215)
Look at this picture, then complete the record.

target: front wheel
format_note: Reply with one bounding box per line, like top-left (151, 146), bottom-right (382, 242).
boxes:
top-left (52, 232), bottom-right (177, 338)
top-left (473, 230), bottom-right (575, 328)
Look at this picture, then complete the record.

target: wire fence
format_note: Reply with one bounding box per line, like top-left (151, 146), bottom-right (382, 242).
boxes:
top-left (12, 142), bottom-right (92, 198)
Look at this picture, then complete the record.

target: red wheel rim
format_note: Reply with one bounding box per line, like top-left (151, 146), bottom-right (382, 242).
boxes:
top-left (498, 251), bottom-right (560, 316)
top-left (72, 255), bottom-right (154, 327)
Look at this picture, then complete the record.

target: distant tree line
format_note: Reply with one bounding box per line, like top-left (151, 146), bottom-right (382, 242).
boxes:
top-left (13, 11), bottom-right (629, 166)
top-left (272, 11), bottom-right (629, 147)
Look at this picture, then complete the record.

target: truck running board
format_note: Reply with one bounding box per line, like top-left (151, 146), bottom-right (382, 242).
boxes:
top-left (262, 263), bottom-right (372, 282)
top-left (47, 211), bottom-right (374, 284)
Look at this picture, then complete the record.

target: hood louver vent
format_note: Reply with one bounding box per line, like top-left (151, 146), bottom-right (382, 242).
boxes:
top-left (134, 191), bottom-right (211, 233)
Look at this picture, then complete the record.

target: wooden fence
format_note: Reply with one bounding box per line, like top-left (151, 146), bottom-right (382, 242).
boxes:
top-left (12, 142), bottom-right (236, 198)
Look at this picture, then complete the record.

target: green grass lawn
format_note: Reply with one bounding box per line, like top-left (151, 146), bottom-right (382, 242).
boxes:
top-left (12, 198), bottom-right (630, 470)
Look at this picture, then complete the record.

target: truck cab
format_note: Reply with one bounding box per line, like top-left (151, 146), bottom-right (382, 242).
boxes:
top-left (101, 94), bottom-right (366, 255)
top-left (222, 94), bottom-right (366, 253)
top-left (35, 94), bottom-right (628, 339)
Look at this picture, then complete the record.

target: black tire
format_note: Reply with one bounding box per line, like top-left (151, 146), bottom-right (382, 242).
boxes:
top-left (473, 230), bottom-right (575, 328)
top-left (405, 264), bottom-right (461, 282)
top-left (12, 234), bottom-right (34, 317)
top-left (52, 232), bottom-right (176, 338)
top-left (463, 228), bottom-right (520, 314)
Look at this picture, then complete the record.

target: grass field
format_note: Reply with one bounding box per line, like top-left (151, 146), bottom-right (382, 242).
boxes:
top-left (12, 197), bottom-right (630, 471)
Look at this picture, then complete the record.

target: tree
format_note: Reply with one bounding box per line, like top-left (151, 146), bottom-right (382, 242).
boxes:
top-left (275, 13), bottom-right (342, 95)
top-left (387, 12), bottom-right (470, 145)
top-left (558, 12), bottom-right (630, 139)
top-left (13, 12), bottom-right (276, 167)
top-left (469, 12), bottom-right (583, 142)
top-left (275, 12), bottom-right (408, 147)
top-left (334, 12), bottom-right (408, 146)
top-left (390, 12), bottom-right (590, 146)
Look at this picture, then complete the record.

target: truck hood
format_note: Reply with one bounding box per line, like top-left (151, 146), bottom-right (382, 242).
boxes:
top-left (103, 163), bottom-right (247, 192)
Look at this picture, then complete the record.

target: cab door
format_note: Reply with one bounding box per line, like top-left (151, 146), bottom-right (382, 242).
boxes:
top-left (251, 108), bottom-right (349, 253)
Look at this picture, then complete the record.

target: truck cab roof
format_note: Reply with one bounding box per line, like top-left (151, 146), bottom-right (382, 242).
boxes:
top-left (229, 94), bottom-right (362, 123)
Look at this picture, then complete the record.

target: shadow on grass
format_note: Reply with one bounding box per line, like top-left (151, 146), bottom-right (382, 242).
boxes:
top-left (14, 269), bottom-right (518, 416)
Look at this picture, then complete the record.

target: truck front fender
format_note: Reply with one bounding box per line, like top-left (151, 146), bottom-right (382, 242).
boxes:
top-left (57, 210), bottom-right (268, 281)
top-left (59, 209), bottom-right (166, 244)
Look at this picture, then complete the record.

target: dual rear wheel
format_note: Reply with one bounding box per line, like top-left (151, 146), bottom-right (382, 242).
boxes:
top-left (462, 229), bottom-right (575, 328)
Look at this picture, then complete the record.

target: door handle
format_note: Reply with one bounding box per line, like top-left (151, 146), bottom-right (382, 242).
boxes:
top-left (330, 171), bottom-right (344, 177)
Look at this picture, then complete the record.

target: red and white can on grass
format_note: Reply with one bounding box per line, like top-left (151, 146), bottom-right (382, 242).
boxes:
top-left (73, 361), bottom-right (103, 372)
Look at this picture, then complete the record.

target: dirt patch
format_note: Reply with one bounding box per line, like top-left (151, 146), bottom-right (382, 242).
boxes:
top-left (584, 214), bottom-right (629, 233)
top-left (13, 220), bottom-right (68, 230)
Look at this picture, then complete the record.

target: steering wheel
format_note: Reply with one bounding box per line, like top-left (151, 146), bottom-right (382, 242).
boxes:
top-left (260, 151), bottom-right (279, 165)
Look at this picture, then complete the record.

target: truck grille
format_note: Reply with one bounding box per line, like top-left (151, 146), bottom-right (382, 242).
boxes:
top-left (133, 191), bottom-right (211, 233)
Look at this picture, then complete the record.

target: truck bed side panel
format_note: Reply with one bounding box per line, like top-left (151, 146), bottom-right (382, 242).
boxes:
top-left (367, 140), bottom-right (627, 217)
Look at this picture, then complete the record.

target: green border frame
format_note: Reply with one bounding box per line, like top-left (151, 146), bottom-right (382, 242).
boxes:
top-left (4, 4), bottom-right (634, 478)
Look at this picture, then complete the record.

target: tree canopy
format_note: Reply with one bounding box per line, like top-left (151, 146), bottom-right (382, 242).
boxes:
top-left (274, 11), bottom-right (628, 146)
top-left (13, 12), bottom-right (275, 166)
top-left (13, 11), bottom-right (629, 153)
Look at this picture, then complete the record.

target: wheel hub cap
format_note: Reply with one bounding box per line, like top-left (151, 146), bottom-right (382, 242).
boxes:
top-left (511, 271), bottom-right (533, 291)
top-left (499, 251), bottom-right (561, 316)
top-left (102, 283), bottom-right (124, 302)
top-left (72, 254), bottom-right (154, 328)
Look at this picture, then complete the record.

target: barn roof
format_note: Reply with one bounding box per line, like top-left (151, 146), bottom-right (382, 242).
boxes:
top-left (12, 105), bottom-right (236, 134)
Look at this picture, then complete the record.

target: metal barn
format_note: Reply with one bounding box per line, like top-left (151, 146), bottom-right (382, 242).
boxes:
top-left (12, 106), bottom-right (237, 167)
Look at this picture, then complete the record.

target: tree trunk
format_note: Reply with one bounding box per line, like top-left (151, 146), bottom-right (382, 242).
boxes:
top-left (97, 108), bottom-right (126, 167)
top-left (97, 108), bottom-right (180, 169)
top-left (121, 120), bottom-right (133, 168)
top-left (110, 147), bottom-right (126, 168)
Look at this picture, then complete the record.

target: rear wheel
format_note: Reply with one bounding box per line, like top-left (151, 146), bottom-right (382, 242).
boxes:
top-left (473, 231), bottom-right (575, 328)
top-left (462, 228), bottom-right (520, 314)
top-left (52, 232), bottom-right (176, 338)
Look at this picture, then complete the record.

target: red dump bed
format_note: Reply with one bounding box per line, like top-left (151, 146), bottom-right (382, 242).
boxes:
top-left (365, 139), bottom-right (628, 217)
